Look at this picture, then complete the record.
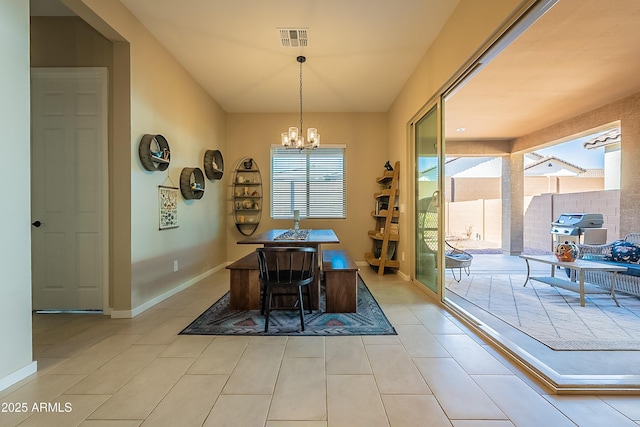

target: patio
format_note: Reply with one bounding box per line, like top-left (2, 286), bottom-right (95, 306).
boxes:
top-left (442, 253), bottom-right (640, 390)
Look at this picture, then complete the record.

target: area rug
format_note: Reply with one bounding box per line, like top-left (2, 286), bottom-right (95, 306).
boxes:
top-left (447, 273), bottom-right (640, 351)
top-left (180, 275), bottom-right (396, 336)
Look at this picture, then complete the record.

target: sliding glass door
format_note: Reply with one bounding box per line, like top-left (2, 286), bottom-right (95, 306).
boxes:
top-left (414, 104), bottom-right (442, 294)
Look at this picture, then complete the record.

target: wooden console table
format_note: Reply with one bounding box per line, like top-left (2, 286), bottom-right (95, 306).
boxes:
top-left (520, 254), bottom-right (626, 307)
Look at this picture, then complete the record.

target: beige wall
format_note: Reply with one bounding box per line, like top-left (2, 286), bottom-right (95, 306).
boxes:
top-left (0, 0), bottom-right (35, 388)
top-left (32, 11), bottom-right (132, 311)
top-left (523, 193), bottom-right (553, 251)
top-left (446, 175), bottom-right (603, 202)
top-left (447, 190), bottom-right (620, 252)
top-left (225, 113), bottom-right (388, 263)
top-left (512, 92), bottom-right (640, 236)
top-left (526, 175), bottom-right (605, 196)
top-left (30, 16), bottom-right (122, 307)
top-left (447, 177), bottom-right (502, 202)
top-left (446, 199), bottom-right (502, 243)
top-left (446, 199), bottom-right (484, 239)
top-left (387, 0), bottom-right (525, 276)
top-left (524, 190), bottom-right (621, 252)
top-left (552, 190), bottom-right (621, 240)
top-left (30, 17), bottom-right (114, 67)
top-left (54, 0), bottom-right (530, 301)
top-left (59, 0), bottom-right (228, 313)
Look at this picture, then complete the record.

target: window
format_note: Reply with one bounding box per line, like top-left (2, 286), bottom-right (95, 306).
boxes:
top-left (271, 145), bottom-right (346, 219)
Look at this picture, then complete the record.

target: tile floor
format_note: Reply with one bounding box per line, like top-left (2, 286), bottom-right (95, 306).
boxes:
top-left (2, 267), bottom-right (640, 426)
top-left (444, 254), bottom-right (640, 385)
top-left (447, 271), bottom-right (640, 348)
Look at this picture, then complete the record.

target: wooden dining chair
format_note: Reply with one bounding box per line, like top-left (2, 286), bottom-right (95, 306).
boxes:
top-left (256, 246), bottom-right (316, 332)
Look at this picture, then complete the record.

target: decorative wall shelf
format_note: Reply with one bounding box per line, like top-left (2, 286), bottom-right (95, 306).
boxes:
top-left (180, 167), bottom-right (205, 200)
top-left (139, 134), bottom-right (171, 171)
top-left (365, 161), bottom-right (400, 275)
top-left (204, 149), bottom-right (224, 180)
top-left (232, 157), bottom-right (262, 236)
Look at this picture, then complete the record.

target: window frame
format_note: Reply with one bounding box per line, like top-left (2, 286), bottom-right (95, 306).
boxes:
top-left (270, 144), bottom-right (346, 220)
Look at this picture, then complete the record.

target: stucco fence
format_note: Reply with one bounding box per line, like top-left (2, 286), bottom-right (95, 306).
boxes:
top-left (446, 190), bottom-right (620, 252)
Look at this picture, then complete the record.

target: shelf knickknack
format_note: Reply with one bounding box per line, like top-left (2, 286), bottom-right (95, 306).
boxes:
top-left (232, 157), bottom-right (262, 236)
top-left (139, 134), bottom-right (171, 171)
top-left (204, 149), bottom-right (224, 180)
top-left (180, 167), bottom-right (205, 200)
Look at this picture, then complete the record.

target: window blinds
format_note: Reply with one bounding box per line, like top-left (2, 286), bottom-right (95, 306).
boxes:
top-left (271, 146), bottom-right (346, 219)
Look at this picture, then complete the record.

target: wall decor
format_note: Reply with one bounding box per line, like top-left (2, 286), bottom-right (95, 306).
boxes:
top-left (158, 185), bottom-right (179, 230)
top-left (204, 149), bottom-right (224, 180)
top-left (139, 134), bottom-right (171, 171)
top-left (232, 156), bottom-right (262, 235)
top-left (180, 167), bottom-right (205, 200)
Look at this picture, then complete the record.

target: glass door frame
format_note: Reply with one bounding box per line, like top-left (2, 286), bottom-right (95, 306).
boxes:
top-left (406, 0), bottom-right (551, 302)
top-left (410, 99), bottom-right (446, 300)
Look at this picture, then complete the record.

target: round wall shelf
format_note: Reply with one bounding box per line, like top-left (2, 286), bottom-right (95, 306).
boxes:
top-left (139, 134), bottom-right (171, 171)
top-left (180, 167), bottom-right (205, 200)
top-left (232, 157), bottom-right (262, 236)
top-left (204, 149), bottom-right (224, 180)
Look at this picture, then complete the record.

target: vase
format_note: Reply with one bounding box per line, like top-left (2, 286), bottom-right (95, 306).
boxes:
top-left (555, 240), bottom-right (579, 262)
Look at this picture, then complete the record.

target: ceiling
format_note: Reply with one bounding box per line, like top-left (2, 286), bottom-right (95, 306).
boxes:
top-left (445, 0), bottom-right (640, 140)
top-left (30, 0), bottom-right (640, 141)
top-left (119, 0), bottom-right (459, 114)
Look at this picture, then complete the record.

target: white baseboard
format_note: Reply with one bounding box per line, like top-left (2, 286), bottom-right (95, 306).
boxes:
top-left (110, 263), bottom-right (226, 319)
top-left (356, 261), bottom-right (410, 281)
top-left (396, 270), bottom-right (410, 281)
top-left (0, 361), bottom-right (37, 392)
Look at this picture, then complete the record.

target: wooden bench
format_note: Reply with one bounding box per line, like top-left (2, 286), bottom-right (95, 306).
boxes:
top-left (225, 251), bottom-right (260, 310)
top-left (322, 249), bottom-right (359, 313)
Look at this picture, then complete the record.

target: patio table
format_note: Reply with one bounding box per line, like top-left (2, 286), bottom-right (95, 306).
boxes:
top-left (519, 254), bottom-right (626, 307)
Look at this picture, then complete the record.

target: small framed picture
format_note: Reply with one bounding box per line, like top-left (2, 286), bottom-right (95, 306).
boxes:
top-left (159, 185), bottom-right (179, 230)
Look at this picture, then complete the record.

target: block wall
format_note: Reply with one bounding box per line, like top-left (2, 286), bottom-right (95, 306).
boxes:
top-left (447, 189), bottom-right (620, 252)
top-left (450, 176), bottom-right (603, 201)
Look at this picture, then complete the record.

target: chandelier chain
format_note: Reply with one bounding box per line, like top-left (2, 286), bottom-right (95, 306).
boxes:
top-left (281, 55), bottom-right (318, 150)
top-left (299, 58), bottom-right (304, 131)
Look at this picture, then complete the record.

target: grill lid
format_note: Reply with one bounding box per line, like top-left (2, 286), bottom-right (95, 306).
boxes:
top-left (551, 225), bottom-right (581, 236)
top-left (551, 213), bottom-right (603, 228)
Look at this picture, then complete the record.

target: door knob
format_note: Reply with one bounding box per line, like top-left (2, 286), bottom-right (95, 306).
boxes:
top-left (32, 221), bottom-right (42, 227)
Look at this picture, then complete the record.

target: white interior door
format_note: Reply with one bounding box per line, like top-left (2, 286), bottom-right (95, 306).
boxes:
top-left (30, 68), bottom-right (108, 311)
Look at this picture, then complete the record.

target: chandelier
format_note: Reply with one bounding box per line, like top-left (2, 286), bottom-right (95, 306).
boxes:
top-left (281, 56), bottom-right (320, 150)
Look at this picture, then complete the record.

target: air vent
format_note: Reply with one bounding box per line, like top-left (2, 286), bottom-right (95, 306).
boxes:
top-left (278, 28), bottom-right (308, 48)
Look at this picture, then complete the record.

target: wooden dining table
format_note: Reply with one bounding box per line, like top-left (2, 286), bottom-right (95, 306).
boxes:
top-left (237, 229), bottom-right (340, 309)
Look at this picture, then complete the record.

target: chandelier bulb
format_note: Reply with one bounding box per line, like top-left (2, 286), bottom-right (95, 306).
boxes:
top-left (280, 56), bottom-right (319, 150)
top-left (281, 132), bottom-right (290, 147)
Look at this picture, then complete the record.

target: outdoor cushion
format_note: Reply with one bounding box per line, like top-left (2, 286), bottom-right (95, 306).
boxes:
top-left (594, 260), bottom-right (640, 277)
top-left (585, 259), bottom-right (640, 277)
top-left (606, 240), bottom-right (640, 263)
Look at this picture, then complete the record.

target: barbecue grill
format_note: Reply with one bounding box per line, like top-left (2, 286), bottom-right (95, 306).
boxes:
top-left (550, 213), bottom-right (604, 244)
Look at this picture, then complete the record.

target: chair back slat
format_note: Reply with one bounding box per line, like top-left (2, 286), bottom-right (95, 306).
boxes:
top-left (256, 246), bottom-right (317, 332)
top-left (256, 246), bottom-right (316, 286)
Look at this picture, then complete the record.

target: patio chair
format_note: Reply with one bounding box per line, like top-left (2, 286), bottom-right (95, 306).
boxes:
top-left (445, 241), bottom-right (473, 282)
top-left (418, 194), bottom-right (473, 282)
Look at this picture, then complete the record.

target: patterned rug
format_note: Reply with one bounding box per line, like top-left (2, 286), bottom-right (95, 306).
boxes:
top-left (180, 275), bottom-right (396, 336)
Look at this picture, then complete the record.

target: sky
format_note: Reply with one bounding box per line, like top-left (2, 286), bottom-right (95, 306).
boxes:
top-left (419, 131), bottom-right (608, 175)
top-left (535, 135), bottom-right (605, 169)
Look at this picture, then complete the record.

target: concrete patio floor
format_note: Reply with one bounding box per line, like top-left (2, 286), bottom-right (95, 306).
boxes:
top-left (442, 254), bottom-right (640, 392)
